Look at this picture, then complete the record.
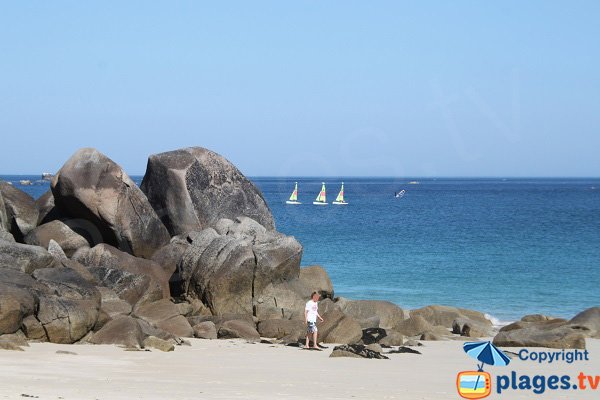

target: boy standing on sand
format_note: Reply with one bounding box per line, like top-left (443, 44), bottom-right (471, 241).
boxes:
top-left (305, 292), bottom-right (324, 349)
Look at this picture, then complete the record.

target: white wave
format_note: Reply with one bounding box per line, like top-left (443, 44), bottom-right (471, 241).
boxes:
top-left (484, 313), bottom-right (514, 328)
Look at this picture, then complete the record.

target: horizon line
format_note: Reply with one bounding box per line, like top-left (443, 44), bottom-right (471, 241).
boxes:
top-left (1, 173), bottom-right (599, 180)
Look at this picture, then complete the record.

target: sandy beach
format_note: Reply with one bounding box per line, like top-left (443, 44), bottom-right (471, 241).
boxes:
top-left (0, 338), bottom-right (598, 400)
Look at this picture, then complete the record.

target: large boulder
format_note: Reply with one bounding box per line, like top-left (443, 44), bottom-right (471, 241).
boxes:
top-left (393, 315), bottom-right (435, 337)
top-left (51, 148), bottom-right (170, 258)
top-left (253, 280), bottom-right (308, 321)
top-left (21, 315), bottom-right (47, 341)
top-left (257, 319), bottom-right (305, 339)
top-left (217, 319), bottom-right (261, 341)
top-left (322, 315), bottom-right (363, 344)
top-left (0, 240), bottom-right (58, 274)
top-left (568, 307), bottom-right (600, 338)
top-left (193, 321), bottom-right (217, 339)
top-left (179, 221), bottom-right (302, 316)
top-left (180, 228), bottom-right (256, 315)
top-left (97, 287), bottom-right (132, 318)
top-left (150, 241), bottom-right (191, 297)
top-left (252, 229), bottom-right (303, 295)
top-left (33, 268), bottom-right (101, 343)
top-left (0, 181), bottom-right (39, 241)
top-left (24, 220), bottom-right (89, 257)
top-left (312, 299), bottom-right (346, 340)
top-left (0, 284), bottom-right (36, 335)
top-left (133, 299), bottom-right (193, 338)
top-left (299, 265), bottom-right (334, 299)
top-left (75, 244), bottom-right (168, 306)
top-left (90, 316), bottom-right (145, 348)
top-left (337, 298), bottom-right (407, 329)
top-left (140, 147), bottom-right (275, 236)
top-left (35, 190), bottom-right (56, 225)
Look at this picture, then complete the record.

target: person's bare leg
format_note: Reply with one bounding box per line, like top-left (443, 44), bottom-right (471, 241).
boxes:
top-left (313, 331), bottom-right (318, 348)
top-left (305, 333), bottom-right (309, 349)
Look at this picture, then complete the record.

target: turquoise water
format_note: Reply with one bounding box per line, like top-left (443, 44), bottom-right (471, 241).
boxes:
top-left (4, 175), bottom-right (600, 322)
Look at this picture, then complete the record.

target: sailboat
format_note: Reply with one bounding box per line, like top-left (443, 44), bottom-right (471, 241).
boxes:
top-left (313, 182), bottom-right (328, 205)
top-left (286, 182), bottom-right (301, 205)
top-left (332, 182), bottom-right (348, 205)
top-left (395, 189), bottom-right (406, 198)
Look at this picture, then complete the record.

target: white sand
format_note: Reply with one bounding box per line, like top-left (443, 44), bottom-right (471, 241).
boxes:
top-left (1, 338), bottom-right (599, 400)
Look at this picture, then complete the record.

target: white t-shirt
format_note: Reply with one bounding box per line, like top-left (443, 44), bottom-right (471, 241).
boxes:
top-left (305, 300), bottom-right (319, 323)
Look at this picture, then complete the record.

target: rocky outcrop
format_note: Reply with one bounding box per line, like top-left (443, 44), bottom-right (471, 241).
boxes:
top-left (178, 218), bottom-right (302, 316)
top-left (493, 308), bottom-right (600, 349)
top-left (409, 305), bottom-right (493, 338)
top-left (0, 240), bottom-right (58, 274)
top-left (32, 268), bottom-right (101, 344)
top-left (493, 324), bottom-right (586, 349)
top-left (0, 266), bottom-right (100, 344)
top-left (51, 148), bottom-right (170, 258)
top-left (24, 220), bottom-right (89, 257)
top-left (411, 305), bottom-right (492, 329)
top-left (0, 181), bottom-right (39, 241)
top-left (140, 147), bottom-right (275, 236)
top-left (75, 244), bottom-right (169, 306)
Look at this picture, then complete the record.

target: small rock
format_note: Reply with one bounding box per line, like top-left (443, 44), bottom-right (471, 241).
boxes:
top-left (379, 331), bottom-right (404, 347)
top-left (56, 350), bottom-right (78, 355)
top-left (143, 336), bottom-right (175, 352)
top-left (193, 321), bottom-right (218, 340)
top-left (386, 346), bottom-right (422, 355)
top-left (365, 343), bottom-right (383, 353)
top-left (330, 344), bottom-right (389, 359)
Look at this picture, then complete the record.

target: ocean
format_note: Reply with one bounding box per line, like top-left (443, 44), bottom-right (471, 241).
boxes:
top-left (3, 175), bottom-right (599, 323)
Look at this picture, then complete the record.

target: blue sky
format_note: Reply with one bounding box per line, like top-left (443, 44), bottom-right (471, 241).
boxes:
top-left (1, 1), bottom-right (599, 176)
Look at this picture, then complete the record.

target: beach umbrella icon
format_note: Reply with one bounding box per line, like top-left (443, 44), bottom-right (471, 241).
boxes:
top-left (463, 341), bottom-right (511, 371)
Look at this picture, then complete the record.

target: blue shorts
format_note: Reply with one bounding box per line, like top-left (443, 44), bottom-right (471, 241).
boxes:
top-left (307, 322), bottom-right (318, 334)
